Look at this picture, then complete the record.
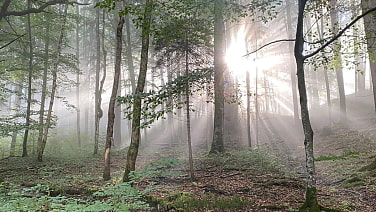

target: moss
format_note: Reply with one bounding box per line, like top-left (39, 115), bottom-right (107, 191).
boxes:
top-left (299, 187), bottom-right (320, 212)
top-left (359, 158), bottom-right (376, 171)
top-left (341, 176), bottom-right (364, 188)
top-left (151, 192), bottom-right (252, 211)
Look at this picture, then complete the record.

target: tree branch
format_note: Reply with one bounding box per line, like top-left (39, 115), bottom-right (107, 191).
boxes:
top-left (304, 6), bottom-right (376, 59)
top-left (0, 34), bottom-right (26, 50)
top-left (0, 0), bottom-right (89, 19)
top-left (242, 39), bottom-right (296, 57)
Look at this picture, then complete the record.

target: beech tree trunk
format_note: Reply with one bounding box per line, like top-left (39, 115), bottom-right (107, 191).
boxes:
top-left (10, 84), bottom-right (22, 157)
top-left (103, 15), bottom-right (124, 181)
top-left (286, 0), bottom-right (299, 124)
top-left (37, 11), bottom-right (50, 155)
top-left (37, 5), bottom-right (68, 162)
top-left (22, 0), bottom-right (33, 157)
top-left (362, 0), bottom-right (376, 111)
top-left (210, 0), bottom-right (225, 154)
top-left (94, 6), bottom-right (101, 155)
top-left (295, 0), bottom-right (319, 211)
top-left (75, 4), bottom-right (81, 148)
top-left (330, 0), bottom-right (347, 122)
top-left (123, 0), bottom-right (153, 182)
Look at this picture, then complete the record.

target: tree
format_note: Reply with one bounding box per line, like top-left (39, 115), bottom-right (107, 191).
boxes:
top-left (294, 1), bottom-right (376, 210)
top-left (37, 4), bottom-right (68, 162)
top-left (103, 12), bottom-right (124, 181)
top-left (22, 0), bottom-right (34, 157)
top-left (123, 0), bottom-right (153, 182)
top-left (362, 0), bottom-right (376, 112)
top-left (329, 0), bottom-right (346, 123)
top-left (210, 0), bottom-right (226, 154)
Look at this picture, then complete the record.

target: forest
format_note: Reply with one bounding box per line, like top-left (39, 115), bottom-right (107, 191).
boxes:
top-left (1, 0), bottom-right (376, 211)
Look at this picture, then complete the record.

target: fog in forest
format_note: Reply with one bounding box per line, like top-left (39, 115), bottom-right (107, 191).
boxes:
top-left (2, 0), bottom-right (376, 211)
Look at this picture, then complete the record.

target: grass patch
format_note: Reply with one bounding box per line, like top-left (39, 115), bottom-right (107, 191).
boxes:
top-left (315, 151), bottom-right (360, 162)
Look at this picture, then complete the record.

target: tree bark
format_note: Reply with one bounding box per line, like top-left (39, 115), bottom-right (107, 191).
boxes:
top-left (37, 11), bottom-right (51, 156)
top-left (75, 4), bottom-right (81, 148)
top-left (37, 5), bottom-right (68, 162)
top-left (185, 36), bottom-right (194, 181)
top-left (94, 5), bottom-right (101, 155)
top-left (10, 84), bottom-right (22, 157)
top-left (103, 14), bottom-right (124, 181)
top-left (286, 0), bottom-right (299, 124)
top-left (362, 0), bottom-right (376, 111)
top-left (330, 0), bottom-right (346, 122)
top-left (123, 0), bottom-right (153, 182)
top-left (295, 0), bottom-right (319, 211)
top-left (22, 0), bottom-right (33, 158)
top-left (210, 0), bottom-right (225, 154)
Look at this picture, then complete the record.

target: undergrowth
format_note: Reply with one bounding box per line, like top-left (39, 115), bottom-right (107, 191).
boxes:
top-left (315, 151), bottom-right (360, 162)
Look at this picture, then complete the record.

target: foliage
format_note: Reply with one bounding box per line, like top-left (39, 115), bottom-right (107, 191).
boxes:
top-left (0, 182), bottom-right (151, 212)
top-left (130, 157), bottom-right (183, 182)
top-left (118, 68), bottom-right (213, 128)
top-left (314, 151), bottom-right (360, 162)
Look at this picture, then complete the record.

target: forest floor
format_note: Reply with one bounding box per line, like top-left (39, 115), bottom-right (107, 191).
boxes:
top-left (1, 92), bottom-right (376, 211)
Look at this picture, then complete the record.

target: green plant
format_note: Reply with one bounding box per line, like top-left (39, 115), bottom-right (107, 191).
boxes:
top-left (315, 151), bottom-right (360, 161)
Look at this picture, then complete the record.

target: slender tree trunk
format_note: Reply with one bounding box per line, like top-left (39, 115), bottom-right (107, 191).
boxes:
top-left (330, 0), bottom-right (346, 122)
top-left (37, 12), bottom-right (50, 155)
top-left (76, 4), bottom-right (81, 148)
top-left (125, 13), bottom-right (136, 93)
top-left (185, 37), bottom-right (194, 181)
top-left (315, 2), bottom-right (332, 124)
top-left (123, 0), bottom-right (153, 182)
top-left (22, 0), bottom-right (33, 157)
top-left (37, 5), bottom-right (68, 162)
top-left (210, 0), bottom-right (225, 154)
top-left (295, 0), bottom-right (319, 211)
top-left (362, 0), bottom-right (376, 111)
top-left (10, 84), bottom-right (22, 156)
top-left (286, 0), bottom-right (299, 124)
top-left (246, 70), bottom-right (251, 147)
top-left (94, 6), bottom-right (101, 155)
top-left (103, 15), bottom-right (124, 181)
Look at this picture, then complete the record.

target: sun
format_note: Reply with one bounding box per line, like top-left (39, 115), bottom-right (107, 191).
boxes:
top-left (225, 28), bottom-right (251, 79)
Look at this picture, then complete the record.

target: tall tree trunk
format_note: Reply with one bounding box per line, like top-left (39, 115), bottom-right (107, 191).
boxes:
top-left (10, 84), bottom-right (22, 156)
top-left (185, 37), bottom-right (194, 181)
top-left (286, 0), bottom-right (299, 124)
top-left (362, 0), bottom-right (376, 111)
top-left (22, 0), bottom-right (33, 157)
top-left (37, 5), bottom-right (68, 162)
top-left (295, 0), bottom-right (319, 211)
top-left (315, 1), bottom-right (332, 124)
top-left (246, 69), bottom-right (251, 147)
top-left (94, 5), bottom-right (101, 155)
top-left (330, 0), bottom-right (346, 122)
top-left (103, 13), bottom-right (124, 181)
top-left (37, 12), bottom-right (50, 155)
top-left (125, 12), bottom-right (136, 93)
top-left (76, 4), bottom-right (81, 148)
top-left (123, 0), bottom-right (153, 182)
top-left (210, 0), bottom-right (225, 154)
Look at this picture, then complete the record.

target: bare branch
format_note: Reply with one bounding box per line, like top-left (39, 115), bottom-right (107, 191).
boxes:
top-left (304, 6), bottom-right (376, 59)
top-left (0, 0), bottom-right (89, 19)
top-left (0, 34), bottom-right (26, 50)
top-left (242, 39), bottom-right (296, 57)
